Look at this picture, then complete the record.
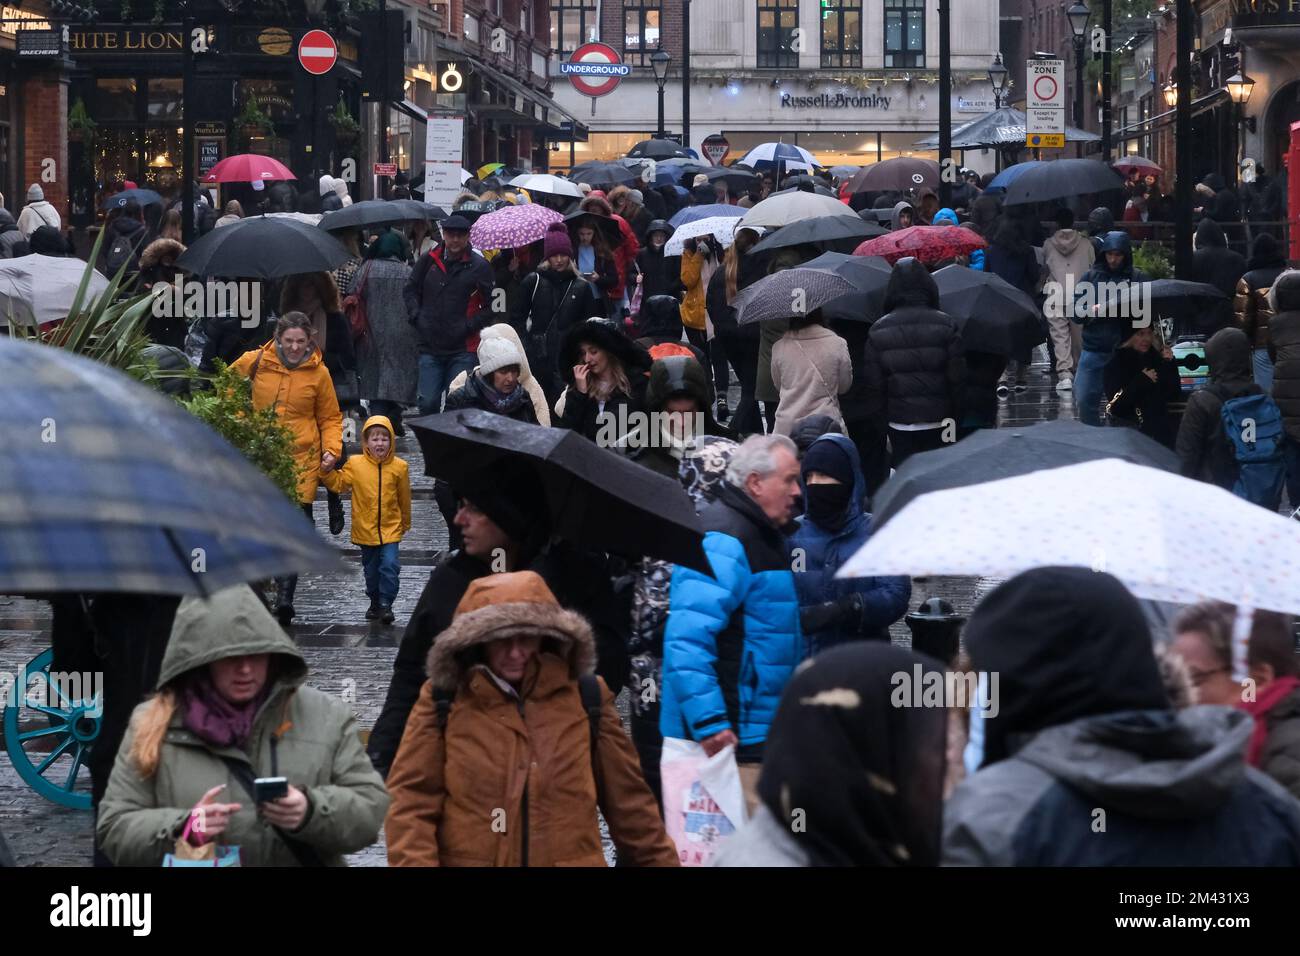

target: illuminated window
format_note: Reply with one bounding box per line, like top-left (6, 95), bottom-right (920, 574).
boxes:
top-left (624, 0), bottom-right (662, 67)
top-left (884, 0), bottom-right (925, 68)
top-left (551, 0), bottom-right (597, 56)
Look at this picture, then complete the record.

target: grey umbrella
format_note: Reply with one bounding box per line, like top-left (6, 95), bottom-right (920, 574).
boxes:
top-left (732, 266), bottom-right (859, 326)
top-left (751, 216), bottom-right (887, 255)
top-left (913, 107), bottom-right (1100, 149)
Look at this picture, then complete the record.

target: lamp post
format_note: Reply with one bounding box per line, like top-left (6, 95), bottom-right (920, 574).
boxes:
top-left (1226, 70), bottom-right (1256, 187)
top-left (652, 49), bottom-right (671, 140)
top-left (1162, 79), bottom-right (1177, 108)
top-left (988, 54), bottom-right (1010, 172)
top-left (1067, 1), bottom-right (1090, 130)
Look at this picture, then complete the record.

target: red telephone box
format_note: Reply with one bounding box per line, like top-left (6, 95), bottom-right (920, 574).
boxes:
top-left (1288, 121), bottom-right (1300, 261)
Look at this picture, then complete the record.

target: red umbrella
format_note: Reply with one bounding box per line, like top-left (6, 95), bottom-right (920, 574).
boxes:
top-left (853, 225), bottom-right (986, 265)
top-left (202, 154), bottom-right (296, 184)
top-left (1112, 156), bottom-right (1162, 177)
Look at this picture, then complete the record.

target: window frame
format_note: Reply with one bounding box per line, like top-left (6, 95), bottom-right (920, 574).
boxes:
top-left (623, 0), bottom-right (663, 67)
top-left (550, 0), bottom-right (598, 56)
top-left (820, 0), bottom-right (862, 69)
top-left (757, 0), bottom-right (801, 70)
top-left (884, 0), bottom-right (925, 69)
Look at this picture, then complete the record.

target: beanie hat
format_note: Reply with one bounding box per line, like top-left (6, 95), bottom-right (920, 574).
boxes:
top-left (801, 437), bottom-right (855, 487)
top-left (692, 173), bottom-right (709, 188)
top-left (319, 174), bottom-right (334, 197)
top-left (477, 333), bottom-right (524, 376)
top-left (27, 183), bottom-right (43, 202)
top-left (629, 188), bottom-right (644, 205)
top-left (543, 220), bottom-right (573, 259)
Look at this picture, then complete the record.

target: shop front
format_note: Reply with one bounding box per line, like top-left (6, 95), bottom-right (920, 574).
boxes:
top-left (1222, 0), bottom-right (1300, 178)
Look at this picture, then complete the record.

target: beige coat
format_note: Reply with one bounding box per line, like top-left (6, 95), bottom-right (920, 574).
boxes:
top-left (770, 325), bottom-right (854, 435)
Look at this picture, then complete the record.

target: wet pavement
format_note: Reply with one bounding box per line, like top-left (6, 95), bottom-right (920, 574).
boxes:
top-left (0, 347), bottom-right (1072, 866)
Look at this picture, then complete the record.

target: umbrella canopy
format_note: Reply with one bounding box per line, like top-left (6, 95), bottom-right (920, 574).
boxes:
top-left (840, 458), bottom-right (1300, 615)
top-left (868, 420), bottom-right (1180, 529)
top-left (100, 188), bottom-right (164, 211)
top-left (663, 217), bottom-right (746, 255)
top-left (567, 161), bottom-right (637, 189)
top-left (0, 336), bottom-right (340, 594)
top-left (1144, 278), bottom-right (1227, 318)
top-left (739, 191), bottom-right (857, 230)
top-left (626, 139), bottom-right (692, 160)
top-left (829, 165), bottom-right (861, 180)
top-left (983, 161), bottom-right (1043, 194)
top-left (750, 215), bottom-right (886, 255)
top-left (318, 199), bottom-right (446, 232)
top-left (202, 154), bottom-right (295, 184)
top-left (669, 203), bottom-right (745, 227)
top-left (739, 142), bottom-right (817, 170)
top-left (703, 166), bottom-right (760, 190)
top-left (509, 173), bottom-right (585, 199)
top-left (460, 168), bottom-right (474, 184)
top-left (732, 266), bottom-right (858, 326)
top-left (469, 203), bottom-right (564, 250)
top-left (795, 251), bottom-right (893, 324)
top-left (1113, 156), bottom-right (1162, 176)
top-left (477, 162), bottom-right (506, 179)
top-left (912, 108), bottom-right (1101, 149)
top-left (930, 264), bottom-right (1045, 356)
top-left (844, 158), bottom-right (941, 194)
top-left (389, 199), bottom-right (448, 222)
top-left (564, 209), bottom-right (624, 247)
top-left (770, 182), bottom-right (837, 197)
top-left (175, 215), bottom-right (350, 279)
top-left (1000, 158), bottom-right (1125, 206)
top-left (0, 255), bottom-right (111, 328)
top-left (853, 225), bottom-right (986, 265)
top-left (409, 409), bottom-right (708, 572)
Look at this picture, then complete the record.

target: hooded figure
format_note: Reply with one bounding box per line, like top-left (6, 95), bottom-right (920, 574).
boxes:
top-left (554, 317), bottom-right (652, 442)
top-left (96, 586), bottom-right (389, 866)
top-left (139, 237), bottom-right (187, 347)
top-left (890, 200), bottom-right (916, 231)
top-left (633, 293), bottom-right (686, 345)
top-left (788, 434), bottom-right (910, 656)
top-left (930, 207), bottom-right (959, 227)
top-left (384, 572), bottom-right (678, 867)
top-left (351, 229), bottom-right (418, 430)
top-left (1268, 270), bottom-right (1300, 456)
top-left (1176, 326), bottom-right (1263, 489)
top-left (1235, 234), bottom-right (1287, 390)
top-left (1193, 219), bottom-right (1248, 332)
top-left (320, 174), bottom-right (343, 212)
top-left (331, 177), bottom-right (352, 208)
top-left (447, 322), bottom-right (550, 426)
top-left (625, 354), bottom-right (732, 477)
top-left (1043, 215), bottom-right (1095, 380)
top-left (634, 219), bottom-right (683, 304)
top-left (943, 567), bottom-right (1300, 866)
top-left (444, 327), bottom-right (539, 423)
top-left (715, 643), bottom-right (947, 867)
top-left (17, 183), bottom-right (61, 239)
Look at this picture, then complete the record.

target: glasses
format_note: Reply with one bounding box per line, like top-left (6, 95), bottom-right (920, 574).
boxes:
top-left (1187, 666), bottom-right (1230, 687)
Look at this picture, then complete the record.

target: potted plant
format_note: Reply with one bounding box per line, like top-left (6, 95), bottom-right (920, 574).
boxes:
top-left (235, 94), bottom-right (273, 142)
top-left (329, 98), bottom-right (361, 144)
top-left (68, 98), bottom-right (96, 144)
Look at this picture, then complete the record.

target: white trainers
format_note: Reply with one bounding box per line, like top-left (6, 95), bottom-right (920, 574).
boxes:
top-left (1056, 374), bottom-right (1074, 392)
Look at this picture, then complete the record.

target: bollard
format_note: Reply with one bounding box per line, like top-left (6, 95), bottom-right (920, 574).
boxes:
top-left (905, 596), bottom-right (966, 665)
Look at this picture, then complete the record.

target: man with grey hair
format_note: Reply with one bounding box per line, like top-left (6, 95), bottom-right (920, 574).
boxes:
top-left (660, 434), bottom-right (804, 814)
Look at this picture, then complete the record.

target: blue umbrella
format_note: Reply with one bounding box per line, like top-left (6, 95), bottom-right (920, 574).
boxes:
top-left (739, 142), bottom-right (817, 170)
top-left (100, 188), bottom-right (164, 211)
top-left (669, 203), bottom-right (746, 227)
top-left (0, 336), bottom-right (341, 594)
top-left (983, 162), bottom-right (1044, 195)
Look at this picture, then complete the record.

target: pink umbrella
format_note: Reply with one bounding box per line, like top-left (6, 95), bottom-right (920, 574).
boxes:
top-left (469, 203), bottom-right (563, 250)
top-left (853, 225), bottom-right (986, 265)
top-left (203, 154), bottom-right (296, 184)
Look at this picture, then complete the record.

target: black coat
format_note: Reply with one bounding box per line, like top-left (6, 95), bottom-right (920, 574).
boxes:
top-left (706, 258), bottom-right (763, 342)
top-left (635, 246), bottom-right (683, 303)
top-left (403, 244), bottom-right (495, 355)
top-left (1177, 328), bottom-right (1261, 488)
top-left (443, 371), bottom-right (539, 423)
top-left (556, 374), bottom-right (649, 444)
top-left (1269, 271), bottom-right (1300, 441)
top-left (1103, 345), bottom-right (1182, 447)
top-left (1193, 220), bottom-right (1248, 300)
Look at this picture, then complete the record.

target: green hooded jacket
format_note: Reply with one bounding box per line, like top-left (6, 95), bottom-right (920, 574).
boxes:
top-left (97, 586), bottom-right (389, 866)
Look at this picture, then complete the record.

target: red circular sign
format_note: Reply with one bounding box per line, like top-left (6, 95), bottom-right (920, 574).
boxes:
top-left (564, 42), bottom-right (629, 98)
top-left (1033, 74), bottom-right (1058, 103)
top-left (298, 29), bottom-right (338, 76)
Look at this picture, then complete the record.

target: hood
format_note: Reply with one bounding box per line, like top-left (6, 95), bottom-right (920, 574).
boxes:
top-left (479, 323), bottom-right (535, 384)
top-left (645, 218), bottom-right (674, 239)
top-left (891, 200), bottom-right (915, 230)
top-left (1268, 268), bottom-right (1300, 313)
top-left (1195, 217), bottom-right (1227, 249)
top-left (560, 317), bottom-right (652, 385)
top-left (1205, 326), bottom-right (1253, 384)
top-left (1097, 230), bottom-right (1134, 275)
top-left (139, 237), bottom-right (184, 270)
top-left (882, 257), bottom-right (940, 311)
top-left (931, 207), bottom-right (958, 227)
top-left (1087, 206), bottom-right (1115, 235)
top-left (1248, 232), bottom-right (1285, 270)
top-left (1048, 228), bottom-right (1083, 256)
top-left (790, 414), bottom-right (843, 455)
top-left (319, 174), bottom-right (335, 197)
top-left (256, 337), bottom-right (323, 372)
top-left (158, 585), bottom-right (306, 690)
top-left (640, 293), bottom-right (682, 334)
top-left (801, 433), bottom-right (866, 524)
top-left (963, 566), bottom-right (1168, 768)
top-left (1203, 172), bottom-right (1227, 192)
top-left (0, 208), bottom-right (16, 228)
top-left (1016, 706), bottom-right (1255, 820)
top-left (110, 215), bottom-right (146, 237)
top-left (361, 414), bottom-right (395, 463)
top-left (425, 571), bottom-right (596, 692)
top-left (645, 353), bottom-right (711, 412)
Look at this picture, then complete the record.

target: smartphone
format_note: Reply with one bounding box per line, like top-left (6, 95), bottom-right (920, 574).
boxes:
top-left (253, 776), bottom-right (288, 803)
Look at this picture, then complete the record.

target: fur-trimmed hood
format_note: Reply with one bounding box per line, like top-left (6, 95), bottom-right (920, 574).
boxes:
top-left (139, 237), bottom-right (185, 270)
top-left (425, 571), bottom-right (596, 692)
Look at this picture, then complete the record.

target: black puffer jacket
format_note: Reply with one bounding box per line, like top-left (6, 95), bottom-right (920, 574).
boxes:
top-left (1268, 269), bottom-right (1300, 441)
top-left (443, 370), bottom-right (540, 423)
top-left (863, 258), bottom-right (965, 426)
top-left (1176, 327), bottom-right (1262, 488)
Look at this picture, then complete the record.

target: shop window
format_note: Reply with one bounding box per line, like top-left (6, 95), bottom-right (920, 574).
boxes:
top-left (551, 0), bottom-right (597, 56)
top-left (758, 0), bottom-right (800, 69)
top-left (147, 78), bottom-right (182, 122)
top-left (821, 0), bottom-right (862, 69)
top-left (884, 0), bottom-right (924, 68)
top-left (94, 78), bottom-right (139, 122)
top-left (624, 0), bottom-right (661, 67)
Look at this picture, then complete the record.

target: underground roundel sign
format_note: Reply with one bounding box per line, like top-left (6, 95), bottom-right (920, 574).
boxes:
top-left (298, 29), bottom-right (338, 76)
top-left (562, 42), bottom-right (631, 98)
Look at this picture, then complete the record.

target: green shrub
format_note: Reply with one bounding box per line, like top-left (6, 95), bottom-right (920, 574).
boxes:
top-left (1132, 240), bottom-right (1172, 279)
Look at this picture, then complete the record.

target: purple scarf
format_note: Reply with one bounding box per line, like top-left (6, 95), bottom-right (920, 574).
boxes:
top-left (182, 671), bottom-right (268, 750)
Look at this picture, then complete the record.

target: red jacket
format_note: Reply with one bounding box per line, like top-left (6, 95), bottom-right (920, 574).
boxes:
top-left (610, 214), bottom-right (640, 301)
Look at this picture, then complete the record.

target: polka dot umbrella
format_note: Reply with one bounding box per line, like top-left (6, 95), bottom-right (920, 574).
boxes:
top-left (468, 203), bottom-right (564, 251)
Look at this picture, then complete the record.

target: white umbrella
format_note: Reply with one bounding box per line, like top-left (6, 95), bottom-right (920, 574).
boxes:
top-left (739, 142), bottom-right (817, 168)
top-left (739, 191), bottom-right (858, 230)
top-left (266, 211), bottom-right (323, 226)
top-left (508, 173), bottom-right (584, 199)
top-left (461, 168), bottom-right (474, 184)
top-left (664, 217), bottom-right (756, 256)
top-left (837, 458), bottom-right (1300, 615)
top-left (0, 255), bottom-right (110, 328)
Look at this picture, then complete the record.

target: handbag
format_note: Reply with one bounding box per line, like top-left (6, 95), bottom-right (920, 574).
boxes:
top-left (162, 810), bottom-right (242, 867)
top-left (331, 368), bottom-right (361, 406)
top-left (660, 737), bottom-right (748, 867)
top-left (342, 261), bottom-right (372, 342)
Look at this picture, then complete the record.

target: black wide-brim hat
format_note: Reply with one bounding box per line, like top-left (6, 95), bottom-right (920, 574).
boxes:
top-left (559, 318), bottom-right (653, 385)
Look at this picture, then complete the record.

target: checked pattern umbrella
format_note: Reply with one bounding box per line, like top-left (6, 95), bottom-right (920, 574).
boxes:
top-left (469, 203), bottom-right (564, 251)
top-left (732, 267), bottom-right (858, 326)
top-left (854, 225), bottom-right (986, 265)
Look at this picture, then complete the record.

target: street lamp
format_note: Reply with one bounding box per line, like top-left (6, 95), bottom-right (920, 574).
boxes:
top-left (1162, 79), bottom-right (1178, 108)
top-left (651, 49), bottom-right (671, 140)
top-left (1067, 1), bottom-right (1090, 130)
top-left (988, 53), bottom-right (1009, 109)
top-left (1226, 71), bottom-right (1256, 186)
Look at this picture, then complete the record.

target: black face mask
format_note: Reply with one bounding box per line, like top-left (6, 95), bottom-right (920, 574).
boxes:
top-left (805, 482), bottom-right (854, 528)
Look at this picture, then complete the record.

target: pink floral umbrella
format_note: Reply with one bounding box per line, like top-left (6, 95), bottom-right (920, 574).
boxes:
top-left (469, 203), bottom-right (564, 250)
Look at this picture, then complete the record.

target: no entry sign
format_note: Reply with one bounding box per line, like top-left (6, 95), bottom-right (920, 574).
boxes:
top-left (298, 29), bottom-right (338, 76)
top-left (560, 42), bottom-right (630, 98)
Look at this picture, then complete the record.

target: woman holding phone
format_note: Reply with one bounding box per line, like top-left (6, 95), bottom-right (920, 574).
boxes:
top-left (569, 216), bottom-right (619, 320)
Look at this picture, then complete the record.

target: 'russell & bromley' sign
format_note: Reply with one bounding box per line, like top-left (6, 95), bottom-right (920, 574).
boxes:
top-left (780, 91), bottom-right (891, 110)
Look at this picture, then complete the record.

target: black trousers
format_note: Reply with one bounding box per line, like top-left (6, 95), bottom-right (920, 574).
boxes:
top-left (847, 417), bottom-right (890, 499)
top-left (888, 426), bottom-right (948, 470)
top-left (721, 333), bottom-right (761, 436)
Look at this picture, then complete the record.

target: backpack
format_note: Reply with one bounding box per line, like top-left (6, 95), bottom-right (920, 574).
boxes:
top-left (342, 261), bottom-right (372, 342)
top-left (431, 673), bottom-right (604, 793)
top-left (1215, 389), bottom-right (1287, 509)
top-left (106, 229), bottom-right (143, 277)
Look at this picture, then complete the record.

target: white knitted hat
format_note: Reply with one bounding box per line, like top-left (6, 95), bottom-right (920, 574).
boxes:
top-left (477, 334), bottom-right (524, 376)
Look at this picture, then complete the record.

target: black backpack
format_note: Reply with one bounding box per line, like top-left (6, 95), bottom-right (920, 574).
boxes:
top-left (105, 229), bottom-right (144, 277)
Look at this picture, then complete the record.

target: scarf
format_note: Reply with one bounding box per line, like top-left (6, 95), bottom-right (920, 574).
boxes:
top-left (1240, 675), bottom-right (1300, 766)
top-left (181, 671), bottom-right (270, 751)
top-left (276, 342), bottom-right (315, 370)
top-left (473, 373), bottom-right (529, 415)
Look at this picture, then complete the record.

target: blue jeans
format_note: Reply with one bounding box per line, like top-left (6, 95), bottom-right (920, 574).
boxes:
top-left (417, 352), bottom-right (476, 415)
top-left (360, 543), bottom-right (401, 606)
top-left (1074, 349), bottom-right (1110, 426)
top-left (1253, 348), bottom-right (1274, 393)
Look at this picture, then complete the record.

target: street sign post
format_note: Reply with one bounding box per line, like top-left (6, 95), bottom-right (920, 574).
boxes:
top-left (297, 28), bottom-right (337, 75)
top-left (558, 42), bottom-right (630, 98)
top-left (1026, 58), bottom-right (1066, 149)
top-left (373, 162), bottom-right (398, 177)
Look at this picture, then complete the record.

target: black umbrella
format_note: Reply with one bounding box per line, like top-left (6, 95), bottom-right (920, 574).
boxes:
top-left (800, 252), bottom-right (894, 323)
top-left (1144, 278), bottom-right (1227, 318)
top-left (626, 139), bottom-right (692, 160)
top-left (565, 209), bottom-right (623, 247)
top-left (318, 199), bottom-right (447, 232)
top-left (869, 419), bottom-right (1181, 528)
top-left (408, 409), bottom-right (709, 572)
top-left (704, 166), bottom-right (760, 190)
top-left (845, 158), bottom-right (941, 194)
top-left (1000, 159), bottom-right (1125, 206)
top-left (568, 161), bottom-right (637, 189)
top-left (751, 216), bottom-right (887, 255)
top-left (930, 264), bottom-right (1046, 356)
top-left (176, 215), bottom-right (351, 279)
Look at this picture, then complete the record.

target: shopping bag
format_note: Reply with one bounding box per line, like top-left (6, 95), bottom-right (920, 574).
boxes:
top-left (162, 811), bottom-right (242, 867)
top-left (660, 737), bottom-right (747, 867)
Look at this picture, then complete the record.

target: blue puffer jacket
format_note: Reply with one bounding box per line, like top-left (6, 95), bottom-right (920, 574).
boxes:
top-left (788, 435), bottom-right (911, 656)
top-left (660, 483), bottom-right (803, 753)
